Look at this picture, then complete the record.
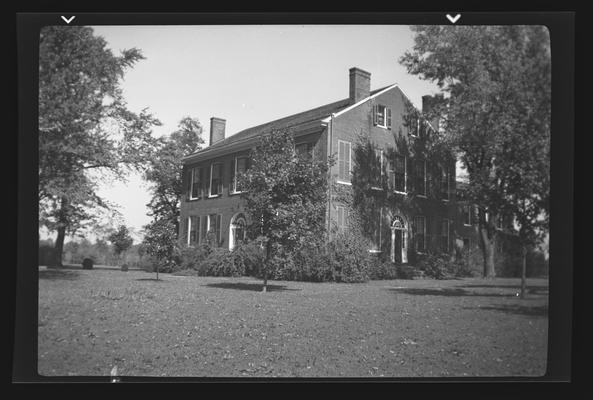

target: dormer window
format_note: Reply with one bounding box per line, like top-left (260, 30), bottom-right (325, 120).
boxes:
top-left (373, 104), bottom-right (392, 129)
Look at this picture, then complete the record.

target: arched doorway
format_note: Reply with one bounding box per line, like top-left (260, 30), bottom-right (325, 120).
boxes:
top-left (391, 216), bottom-right (408, 264)
top-left (229, 213), bottom-right (247, 250)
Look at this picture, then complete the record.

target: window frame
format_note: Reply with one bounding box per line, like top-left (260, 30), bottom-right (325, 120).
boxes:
top-left (415, 158), bottom-right (427, 197)
top-left (189, 166), bottom-right (202, 200)
top-left (371, 149), bottom-right (384, 190)
top-left (463, 205), bottom-right (472, 226)
top-left (207, 213), bottom-right (222, 247)
top-left (392, 154), bottom-right (407, 194)
top-left (336, 205), bottom-right (348, 233)
top-left (440, 166), bottom-right (450, 201)
top-left (376, 105), bottom-right (387, 128)
top-left (232, 156), bottom-right (248, 194)
top-left (209, 162), bottom-right (223, 198)
top-left (337, 140), bottom-right (352, 185)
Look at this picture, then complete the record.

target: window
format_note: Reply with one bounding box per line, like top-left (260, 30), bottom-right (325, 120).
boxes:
top-left (371, 208), bottom-right (382, 251)
top-left (390, 154), bottom-right (406, 193)
top-left (373, 105), bottom-right (392, 129)
top-left (209, 163), bottom-right (223, 197)
top-left (295, 142), bottom-right (313, 159)
top-left (208, 214), bottom-right (222, 247)
top-left (496, 215), bottom-right (504, 230)
top-left (189, 167), bottom-right (203, 200)
top-left (440, 167), bottom-right (450, 200)
top-left (230, 214), bottom-right (246, 250)
top-left (414, 159), bottom-right (427, 196)
top-left (414, 216), bottom-right (426, 252)
top-left (463, 205), bottom-right (472, 226)
top-left (186, 216), bottom-right (200, 246)
top-left (337, 140), bottom-right (351, 183)
top-left (441, 219), bottom-right (450, 253)
top-left (371, 149), bottom-right (383, 189)
top-left (410, 118), bottom-right (420, 137)
top-left (336, 205), bottom-right (348, 233)
top-left (462, 237), bottom-right (471, 254)
top-left (232, 156), bottom-right (248, 193)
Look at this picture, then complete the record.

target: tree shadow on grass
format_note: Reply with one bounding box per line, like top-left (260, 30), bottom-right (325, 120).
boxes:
top-left (459, 284), bottom-right (549, 295)
top-left (463, 304), bottom-right (548, 317)
top-left (387, 287), bottom-right (517, 298)
top-left (205, 282), bottom-right (301, 292)
top-left (135, 278), bottom-right (169, 282)
top-left (39, 269), bottom-right (80, 281)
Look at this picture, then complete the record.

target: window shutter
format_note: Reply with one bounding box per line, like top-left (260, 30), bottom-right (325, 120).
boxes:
top-left (185, 169), bottom-right (191, 201)
top-left (216, 214), bottom-right (222, 246)
top-left (372, 104), bottom-right (378, 126)
top-left (201, 216), bottom-right (208, 243)
top-left (386, 107), bottom-right (392, 130)
top-left (231, 157), bottom-right (236, 194)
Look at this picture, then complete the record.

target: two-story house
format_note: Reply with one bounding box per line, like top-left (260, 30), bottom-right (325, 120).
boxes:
top-left (179, 67), bottom-right (462, 264)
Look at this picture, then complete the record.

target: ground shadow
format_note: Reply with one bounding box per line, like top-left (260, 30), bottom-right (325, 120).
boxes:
top-left (39, 269), bottom-right (80, 281)
top-left (135, 278), bottom-right (169, 282)
top-left (459, 285), bottom-right (549, 296)
top-left (463, 304), bottom-right (548, 317)
top-left (205, 282), bottom-right (301, 292)
top-left (387, 287), bottom-right (517, 298)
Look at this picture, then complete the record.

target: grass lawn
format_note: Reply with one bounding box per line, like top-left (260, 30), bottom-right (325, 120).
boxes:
top-left (38, 268), bottom-right (548, 378)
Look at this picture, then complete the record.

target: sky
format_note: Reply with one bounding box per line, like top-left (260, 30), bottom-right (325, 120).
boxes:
top-left (50, 25), bottom-right (442, 242)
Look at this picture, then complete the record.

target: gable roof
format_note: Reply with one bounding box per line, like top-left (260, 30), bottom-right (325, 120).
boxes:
top-left (183, 85), bottom-right (395, 163)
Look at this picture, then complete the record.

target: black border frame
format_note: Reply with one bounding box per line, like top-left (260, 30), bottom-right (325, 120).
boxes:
top-left (13, 12), bottom-right (575, 387)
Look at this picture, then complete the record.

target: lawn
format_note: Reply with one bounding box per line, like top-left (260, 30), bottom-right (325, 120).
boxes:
top-left (38, 268), bottom-right (548, 378)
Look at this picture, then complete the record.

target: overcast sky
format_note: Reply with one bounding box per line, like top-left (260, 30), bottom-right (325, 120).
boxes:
top-left (55, 25), bottom-right (441, 242)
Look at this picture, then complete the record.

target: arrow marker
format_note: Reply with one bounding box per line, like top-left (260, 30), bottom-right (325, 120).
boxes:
top-left (61, 16), bottom-right (75, 24)
top-left (446, 14), bottom-right (461, 23)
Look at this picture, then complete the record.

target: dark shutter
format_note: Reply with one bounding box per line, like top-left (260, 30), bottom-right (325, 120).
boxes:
top-left (386, 107), bottom-right (392, 130)
top-left (231, 157), bottom-right (236, 194)
top-left (372, 104), bottom-right (378, 126)
top-left (216, 214), bottom-right (222, 247)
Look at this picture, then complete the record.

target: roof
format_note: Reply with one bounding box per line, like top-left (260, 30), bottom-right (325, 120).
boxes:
top-left (184, 85), bottom-right (394, 161)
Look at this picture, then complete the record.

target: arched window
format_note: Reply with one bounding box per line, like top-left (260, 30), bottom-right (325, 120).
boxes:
top-left (229, 213), bottom-right (247, 250)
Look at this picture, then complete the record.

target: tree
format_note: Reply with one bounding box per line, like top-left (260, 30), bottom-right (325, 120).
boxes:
top-left (107, 225), bottom-right (134, 266)
top-left (144, 117), bottom-right (204, 234)
top-left (142, 218), bottom-right (177, 280)
top-left (238, 129), bottom-right (330, 292)
top-left (400, 26), bottom-right (550, 278)
top-left (39, 26), bottom-right (160, 267)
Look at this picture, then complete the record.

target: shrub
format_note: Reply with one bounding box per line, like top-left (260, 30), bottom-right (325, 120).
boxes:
top-left (82, 258), bottom-right (94, 270)
top-left (368, 261), bottom-right (399, 280)
top-left (121, 264), bottom-right (128, 272)
top-left (415, 253), bottom-right (452, 279)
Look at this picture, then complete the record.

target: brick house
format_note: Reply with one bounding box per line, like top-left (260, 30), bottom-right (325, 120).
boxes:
top-left (179, 67), bottom-right (467, 264)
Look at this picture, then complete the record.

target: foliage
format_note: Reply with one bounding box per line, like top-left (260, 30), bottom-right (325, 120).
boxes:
top-left (107, 225), bottom-right (134, 257)
top-left (400, 26), bottom-right (551, 277)
top-left (368, 261), bottom-right (400, 280)
top-left (141, 219), bottom-right (178, 276)
top-left (237, 128), bottom-right (332, 288)
top-left (38, 26), bottom-right (161, 265)
top-left (144, 117), bottom-right (204, 234)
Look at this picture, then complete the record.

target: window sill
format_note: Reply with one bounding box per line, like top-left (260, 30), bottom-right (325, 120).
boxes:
top-left (337, 180), bottom-right (352, 186)
top-left (463, 223), bottom-right (472, 227)
top-left (208, 194), bottom-right (221, 199)
top-left (229, 191), bottom-right (245, 196)
top-left (442, 198), bottom-right (450, 202)
top-left (370, 186), bottom-right (383, 191)
top-left (417, 194), bottom-right (427, 199)
top-left (368, 249), bottom-right (382, 254)
top-left (188, 197), bottom-right (201, 201)
top-left (394, 190), bottom-right (407, 195)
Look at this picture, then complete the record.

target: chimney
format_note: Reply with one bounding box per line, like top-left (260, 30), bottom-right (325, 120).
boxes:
top-left (349, 67), bottom-right (371, 104)
top-left (209, 117), bottom-right (226, 146)
top-left (422, 94), bottom-right (444, 131)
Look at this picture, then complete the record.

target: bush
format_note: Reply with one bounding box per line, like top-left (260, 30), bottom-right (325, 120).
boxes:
top-left (121, 264), bottom-right (128, 272)
top-left (82, 258), bottom-right (94, 270)
top-left (39, 242), bottom-right (56, 266)
top-left (368, 261), bottom-right (399, 280)
top-left (415, 253), bottom-right (452, 279)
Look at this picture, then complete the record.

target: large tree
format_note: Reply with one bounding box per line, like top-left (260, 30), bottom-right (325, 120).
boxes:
top-left (400, 26), bottom-right (550, 278)
top-left (238, 129), bottom-right (330, 292)
top-left (107, 225), bottom-right (134, 266)
top-left (144, 117), bottom-right (204, 235)
top-left (39, 26), bottom-right (160, 266)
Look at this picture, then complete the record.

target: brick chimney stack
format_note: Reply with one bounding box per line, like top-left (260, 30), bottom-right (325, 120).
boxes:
top-left (349, 67), bottom-right (371, 104)
top-left (209, 117), bottom-right (226, 146)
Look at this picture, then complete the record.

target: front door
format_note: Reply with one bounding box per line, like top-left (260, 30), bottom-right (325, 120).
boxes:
top-left (392, 229), bottom-right (403, 263)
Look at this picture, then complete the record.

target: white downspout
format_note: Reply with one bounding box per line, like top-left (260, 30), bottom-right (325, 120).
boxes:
top-left (327, 113), bottom-right (335, 238)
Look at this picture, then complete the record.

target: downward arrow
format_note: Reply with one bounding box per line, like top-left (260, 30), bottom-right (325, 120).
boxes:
top-left (61, 16), bottom-right (75, 24)
top-left (446, 14), bottom-right (461, 23)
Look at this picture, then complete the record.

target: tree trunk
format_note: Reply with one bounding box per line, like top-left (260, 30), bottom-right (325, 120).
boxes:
top-left (262, 241), bottom-right (271, 293)
top-left (478, 224), bottom-right (496, 278)
top-left (520, 245), bottom-right (527, 299)
top-left (156, 264), bottom-right (159, 280)
top-left (53, 225), bottom-right (66, 268)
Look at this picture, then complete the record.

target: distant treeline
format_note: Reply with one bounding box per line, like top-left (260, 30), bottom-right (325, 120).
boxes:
top-left (39, 238), bottom-right (146, 268)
